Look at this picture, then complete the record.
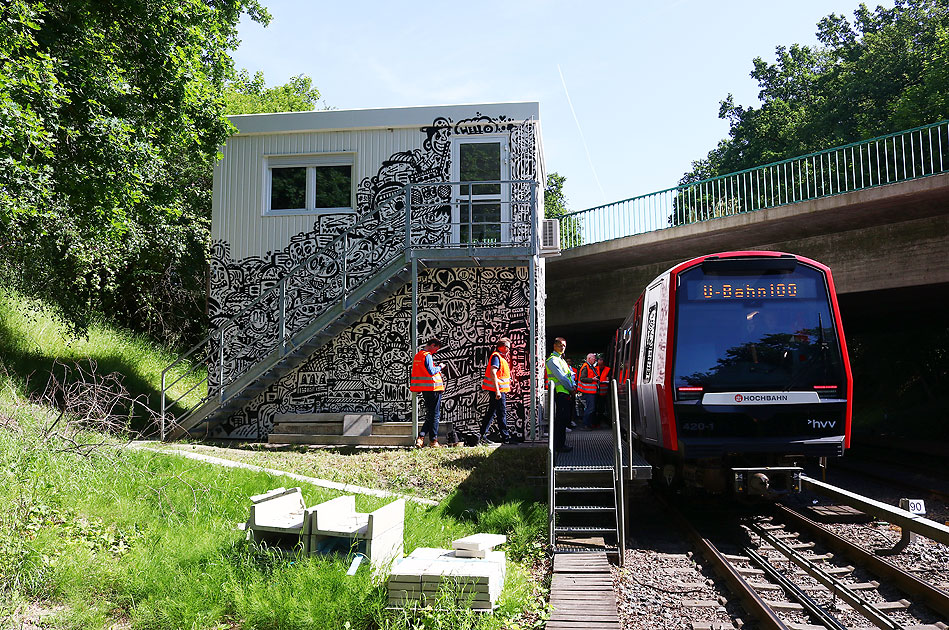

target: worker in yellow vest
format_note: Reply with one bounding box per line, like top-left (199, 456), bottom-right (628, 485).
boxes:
top-left (577, 353), bottom-right (599, 430)
top-left (546, 337), bottom-right (575, 453)
top-left (410, 338), bottom-right (445, 448)
top-left (596, 355), bottom-right (610, 427)
top-left (480, 337), bottom-right (513, 445)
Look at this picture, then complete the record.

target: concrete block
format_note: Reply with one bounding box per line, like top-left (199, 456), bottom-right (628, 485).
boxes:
top-left (342, 414), bottom-right (373, 436)
top-left (452, 533), bottom-right (506, 552)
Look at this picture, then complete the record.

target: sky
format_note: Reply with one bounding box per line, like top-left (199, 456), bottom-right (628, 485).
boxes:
top-left (231, 0), bottom-right (883, 213)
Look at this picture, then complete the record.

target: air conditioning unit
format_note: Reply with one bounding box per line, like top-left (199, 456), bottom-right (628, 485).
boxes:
top-left (540, 219), bottom-right (561, 257)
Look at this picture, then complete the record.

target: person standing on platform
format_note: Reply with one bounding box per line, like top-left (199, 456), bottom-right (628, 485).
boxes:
top-left (480, 338), bottom-right (513, 445)
top-left (410, 339), bottom-right (445, 448)
top-left (577, 353), bottom-right (599, 430)
top-left (596, 354), bottom-right (611, 427)
top-left (546, 337), bottom-right (576, 453)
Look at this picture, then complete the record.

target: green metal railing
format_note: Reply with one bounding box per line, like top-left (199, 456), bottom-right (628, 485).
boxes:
top-left (559, 120), bottom-right (949, 249)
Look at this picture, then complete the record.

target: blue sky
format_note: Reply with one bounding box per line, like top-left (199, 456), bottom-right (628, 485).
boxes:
top-left (232, 0), bottom-right (882, 213)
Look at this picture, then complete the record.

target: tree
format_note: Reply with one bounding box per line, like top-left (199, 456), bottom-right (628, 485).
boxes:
top-left (544, 172), bottom-right (569, 219)
top-left (0, 0), bottom-right (270, 345)
top-left (543, 171), bottom-right (582, 246)
top-left (224, 70), bottom-right (322, 114)
top-left (681, 0), bottom-right (949, 185)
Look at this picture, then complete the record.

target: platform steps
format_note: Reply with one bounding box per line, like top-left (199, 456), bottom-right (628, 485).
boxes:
top-left (267, 413), bottom-right (460, 447)
top-left (552, 468), bottom-right (620, 554)
top-left (167, 256), bottom-right (412, 440)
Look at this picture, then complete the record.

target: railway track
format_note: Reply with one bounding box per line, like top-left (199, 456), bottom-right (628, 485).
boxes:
top-left (659, 493), bottom-right (949, 630)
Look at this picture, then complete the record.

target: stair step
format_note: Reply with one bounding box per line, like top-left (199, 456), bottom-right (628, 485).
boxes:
top-left (555, 505), bottom-right (615, 513)
top-left (554, 526), bottom-right (616, 534)
top-left (267, 434), bottom-right (414, 447)
top-left (555, 486), bottom-right (614, 493)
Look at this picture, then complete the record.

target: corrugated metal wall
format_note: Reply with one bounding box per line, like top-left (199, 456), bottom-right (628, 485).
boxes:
top-left (212, 127), bottom-right (424, 260)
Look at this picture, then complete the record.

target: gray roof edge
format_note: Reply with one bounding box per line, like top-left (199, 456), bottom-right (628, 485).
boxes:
top-left (229, 102), bottom-right (541, 136)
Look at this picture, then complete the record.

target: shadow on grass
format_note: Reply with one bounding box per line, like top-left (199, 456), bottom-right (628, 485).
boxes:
top-left (441, 446), bottom-right (546, 520)
top-left (0, 314), bottom-right (194, 436)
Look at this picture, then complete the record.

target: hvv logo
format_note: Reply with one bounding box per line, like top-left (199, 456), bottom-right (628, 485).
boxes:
top-left (807, 418), bottom-right (837, 429)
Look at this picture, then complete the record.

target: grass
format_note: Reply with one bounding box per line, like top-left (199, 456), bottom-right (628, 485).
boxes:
top-left (0, 288), bottom-right (207, 433)
top-left (0, 288), bottom-right (551, 629)
top-left (157, 443), bottom-right (547, 503)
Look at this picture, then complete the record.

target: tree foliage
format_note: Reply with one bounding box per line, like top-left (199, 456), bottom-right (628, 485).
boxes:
top-left (224, 69), bottom-right (321, 114)
top-left (0, 0), bottom-right (269, 345)
top-left (682, 0), bottom-right (949, 184)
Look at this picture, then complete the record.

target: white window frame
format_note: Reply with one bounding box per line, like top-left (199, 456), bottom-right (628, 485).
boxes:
top-left (263, 152), bottom-right (356, 216)
top-left (450, 135), bottom-right (511, 244)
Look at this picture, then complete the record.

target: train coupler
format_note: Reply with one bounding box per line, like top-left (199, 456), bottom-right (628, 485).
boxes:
top-left (732, 466), bottom-right (802, 496)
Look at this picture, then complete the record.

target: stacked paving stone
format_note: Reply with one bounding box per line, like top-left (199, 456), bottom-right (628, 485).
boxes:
top-left (387, 534), bottom-right (507, 610)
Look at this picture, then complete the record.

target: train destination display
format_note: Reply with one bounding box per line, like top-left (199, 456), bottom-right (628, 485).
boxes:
top-left (685, 277), bottom-right (820, 301)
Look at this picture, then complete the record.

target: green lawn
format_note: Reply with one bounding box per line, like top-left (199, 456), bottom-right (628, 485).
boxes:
top-left (0, 290), bottom-right (550, 629)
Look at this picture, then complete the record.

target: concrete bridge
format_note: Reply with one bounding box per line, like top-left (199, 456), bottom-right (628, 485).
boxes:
top-left (546, 171), bottom-right (949, 349)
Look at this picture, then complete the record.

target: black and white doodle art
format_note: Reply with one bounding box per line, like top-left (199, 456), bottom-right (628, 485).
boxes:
top-left (207, 114), bottom-right (544, 439)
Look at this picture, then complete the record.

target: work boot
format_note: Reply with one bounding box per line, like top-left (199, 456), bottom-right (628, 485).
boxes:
top-left (415, 436), bottom-right (424, 449)
top-left (429, 440), bottom-right (441, 448)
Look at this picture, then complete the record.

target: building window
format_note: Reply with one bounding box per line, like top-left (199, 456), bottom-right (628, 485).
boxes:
top-left (264, 153), bottom-right (354, 215)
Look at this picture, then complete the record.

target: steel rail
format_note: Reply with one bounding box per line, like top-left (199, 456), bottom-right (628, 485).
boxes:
top-left (800, 475), bottom-right (949, 546)
top-left (775, 504), bottom-right (949, 620)
top-left (657, 494), bottom-right (791, 630)
top-left (744, 546), bottom-right (848, 630)
top-left (750, 522), bottom-right (901, 630)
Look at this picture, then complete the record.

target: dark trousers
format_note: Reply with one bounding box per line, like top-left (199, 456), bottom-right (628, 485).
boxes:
top-left (480, 391), bottom-right (508, 439)
top-left (420, 391), bottom-right (442, 438)
top-left (554, 392), bottom-right (572, 449)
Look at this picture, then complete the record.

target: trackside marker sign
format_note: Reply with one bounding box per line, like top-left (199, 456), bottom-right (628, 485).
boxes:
top-left (702, 392), bottom-right (821, 405)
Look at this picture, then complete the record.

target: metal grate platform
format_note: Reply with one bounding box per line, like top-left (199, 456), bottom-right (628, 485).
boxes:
top-left (554, 428), bottom-right (615, 471)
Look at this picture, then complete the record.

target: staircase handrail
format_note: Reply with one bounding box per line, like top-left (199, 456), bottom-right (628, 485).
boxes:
top-left (611, 378), bottom-right (625, 565)
top-left (547, 378), bottom-right (556, 546)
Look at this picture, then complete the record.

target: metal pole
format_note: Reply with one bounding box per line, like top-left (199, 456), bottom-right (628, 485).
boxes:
top-left (411, 254), bottom-right (419, 440)
top-left (218, 328), bottom-right (225, 402)
top-left (160, 372), bottom-right (166, 442)
top-left (528, 257), bottom-right (537, 443)
top-left (341, 233), bottom-right (348, 306)
top-left (612, 379), bottom-right (625, 564)
top-left (547, 378), bottom-right (556, 547)
top-left (278, 279), bottom-right (286, 354)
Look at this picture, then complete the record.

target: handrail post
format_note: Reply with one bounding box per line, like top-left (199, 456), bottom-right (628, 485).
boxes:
top-left (341, 233), bottom-right (348, 306)
top-left (612, 379), bottom-right (626, 565)
top-left (160, 372), bottom-right (166, 442)
top-left (410, 254), bottom-right (419, 440)
top-left (278, 279), bottom-right (287, 355)
top-left (404, 184), bottom-right (412, 251)
top-left (547, 378), bottom-right (556, 547)
top-left (218, 328), bottom-right (225, 402)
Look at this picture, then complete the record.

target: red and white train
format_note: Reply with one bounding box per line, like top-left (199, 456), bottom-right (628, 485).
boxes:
top-left (608, 251), bottom-right (852, 494)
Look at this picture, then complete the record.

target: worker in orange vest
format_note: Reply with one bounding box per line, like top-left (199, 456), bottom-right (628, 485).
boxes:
top-left (596, 354), bottom-right (611, 427)
top-left (410, 338), bottom-right (445, 448)
top-left (577, 353), bottom-right (599, 430)
top-left (480, 337), bottom-right (513, 445)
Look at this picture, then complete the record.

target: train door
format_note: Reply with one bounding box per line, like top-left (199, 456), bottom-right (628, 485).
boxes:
top-left (638, 277), bottom-right (668, 445)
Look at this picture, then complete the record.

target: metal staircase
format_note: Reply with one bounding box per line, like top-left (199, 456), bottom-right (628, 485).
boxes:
top-left (161, 179), bottom-right (542, 441)
top-left (547, 381), bottom-right (627, 561)
top-left (162, 252), bottom-right (411, 440)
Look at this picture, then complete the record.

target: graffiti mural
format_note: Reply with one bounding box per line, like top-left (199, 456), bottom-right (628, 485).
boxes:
top-left (213, 266), bottom-right (538, 439)
top-left (208, 113), bottom-right (543, 439)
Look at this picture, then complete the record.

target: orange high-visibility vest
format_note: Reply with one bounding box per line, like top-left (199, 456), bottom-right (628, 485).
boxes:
top-left (482, 352), bottom-right (511, 392)
top-left (577, 362), bottom-right (598, 394)
top-left (410, 350), bottom-right (444, 392)
top-left (597, 366), bottom-right (611, 395)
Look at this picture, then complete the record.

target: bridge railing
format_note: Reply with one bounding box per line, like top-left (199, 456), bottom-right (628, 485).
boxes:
top-left (559, 120), bottom-right (949, 249)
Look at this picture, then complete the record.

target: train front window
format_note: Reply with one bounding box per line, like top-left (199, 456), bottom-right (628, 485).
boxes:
top-left (673, 263), bottom-right (844, 392)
